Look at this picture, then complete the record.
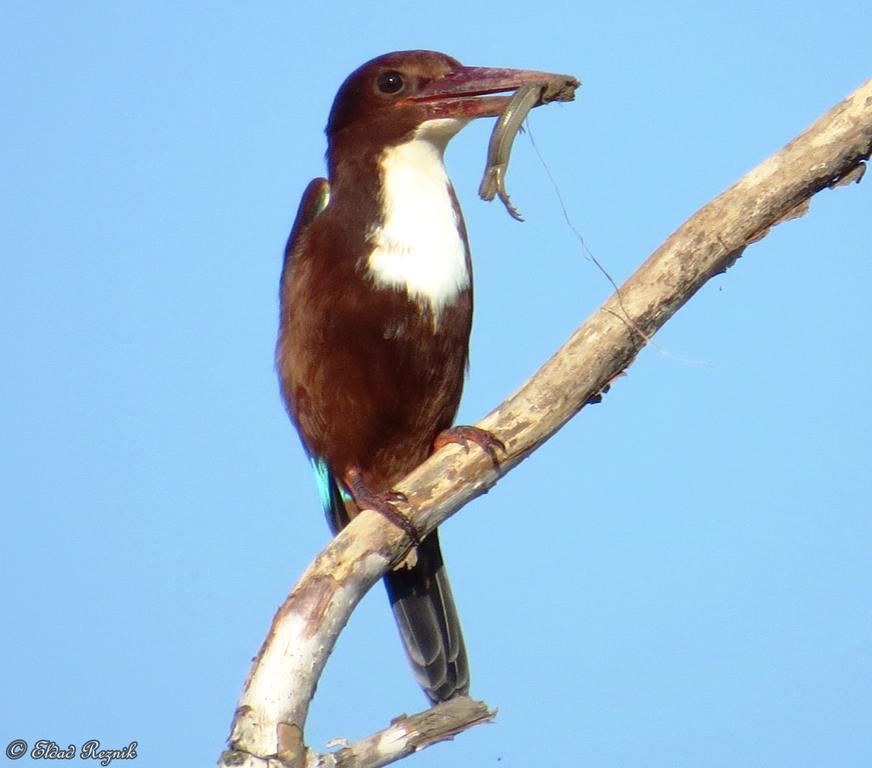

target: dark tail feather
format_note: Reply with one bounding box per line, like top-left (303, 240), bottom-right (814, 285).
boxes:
top-left (383, 531), bottom-right (469, 703)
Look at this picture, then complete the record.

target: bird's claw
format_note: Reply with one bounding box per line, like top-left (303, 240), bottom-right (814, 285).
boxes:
top-left (344, 467), bottom-right (420, 545)
top-left (434, 425), bottom-right (506, 466)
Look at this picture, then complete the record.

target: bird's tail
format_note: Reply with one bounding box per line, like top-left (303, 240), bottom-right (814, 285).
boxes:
top-left (310, 456), bottom-right (469, 702)
top-left (383, 531), bottom-right (469, 703)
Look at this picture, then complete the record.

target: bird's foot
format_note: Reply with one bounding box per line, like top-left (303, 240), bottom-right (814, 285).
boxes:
top-left (434, 425), bottom-right (506, 466)
top-left (344, 466), bottom-right (421, 545)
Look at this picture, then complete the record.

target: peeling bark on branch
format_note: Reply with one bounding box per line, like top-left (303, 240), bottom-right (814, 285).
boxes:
top-left (221, 699), bottom-right (494, 768)
top-left (219, 78), bottom-right (871, 768)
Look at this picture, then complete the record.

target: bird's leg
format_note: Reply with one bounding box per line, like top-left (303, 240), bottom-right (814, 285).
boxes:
top-left (343, 466), bottom-right (421, 546)
top-left (434, 425), bottom-right (506, 466)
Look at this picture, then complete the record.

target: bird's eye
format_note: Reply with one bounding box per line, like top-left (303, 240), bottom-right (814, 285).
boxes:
top-left (376, 71), bottom-right (405, 95)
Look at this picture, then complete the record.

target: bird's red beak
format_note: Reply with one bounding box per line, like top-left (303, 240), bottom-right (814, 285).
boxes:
top-left (406, 65), bottom-right (580, 119)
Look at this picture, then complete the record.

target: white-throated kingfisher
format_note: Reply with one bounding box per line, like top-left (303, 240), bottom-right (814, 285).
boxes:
top-left (277, 50), bottom-right (578, 702)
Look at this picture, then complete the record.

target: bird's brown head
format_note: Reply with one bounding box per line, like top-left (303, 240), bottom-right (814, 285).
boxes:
top-left (325, 49), bottom-right (578, 149)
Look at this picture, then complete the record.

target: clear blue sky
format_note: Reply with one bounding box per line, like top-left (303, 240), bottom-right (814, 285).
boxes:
top-left (3, 3), bottom-right (870, 767)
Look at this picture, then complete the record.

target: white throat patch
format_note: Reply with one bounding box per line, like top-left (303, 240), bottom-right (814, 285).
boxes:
top-left (366, 119), bottom-right (471, 316)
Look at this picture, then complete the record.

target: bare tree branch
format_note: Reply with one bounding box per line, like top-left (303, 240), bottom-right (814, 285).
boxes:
top-left (221, 699), bottom-right (494, 768)
top-left (219, 77), bottom-right (871, 768)
top-left (312, 698), bottom-right (495, 768)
